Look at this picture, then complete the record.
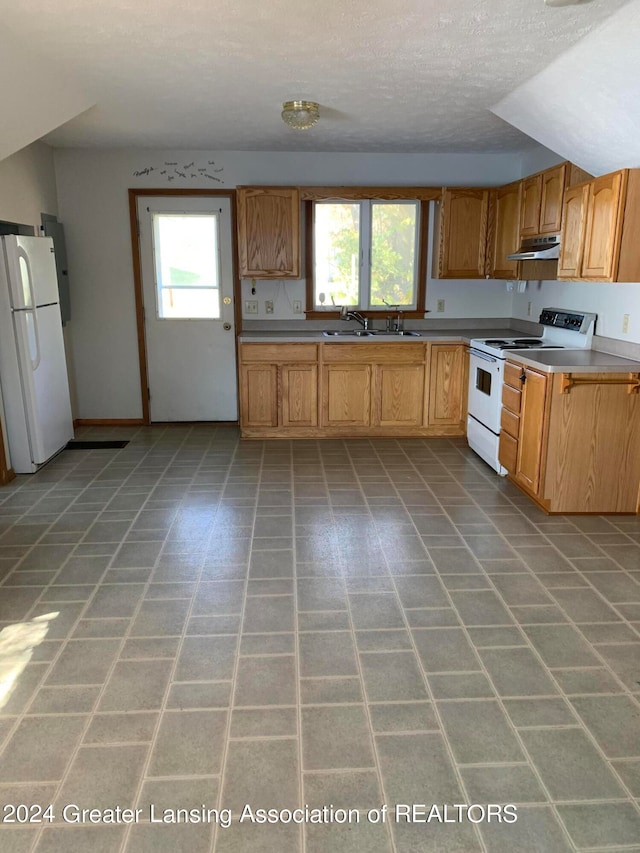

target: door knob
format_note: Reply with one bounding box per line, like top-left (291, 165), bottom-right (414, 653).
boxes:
top-left (223, 322), bottom-right (232, 331)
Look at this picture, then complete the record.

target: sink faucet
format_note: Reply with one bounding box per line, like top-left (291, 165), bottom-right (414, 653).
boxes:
top-left (340, 306), bottom-right (369, 330)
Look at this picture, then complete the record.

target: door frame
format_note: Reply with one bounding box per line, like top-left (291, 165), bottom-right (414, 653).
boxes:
top-left (128, 188), bottom-right (241, 425)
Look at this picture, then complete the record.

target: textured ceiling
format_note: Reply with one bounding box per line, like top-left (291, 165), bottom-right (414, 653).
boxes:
top-left (0, 0), bottom-right (628, 152)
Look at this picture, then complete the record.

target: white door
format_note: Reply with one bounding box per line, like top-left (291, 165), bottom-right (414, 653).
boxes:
top-left (137, 196), bottom-right (238, 421)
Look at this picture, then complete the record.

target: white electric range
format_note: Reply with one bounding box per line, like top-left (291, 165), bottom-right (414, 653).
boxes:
top-left (466, 308), bottom-right (597, 475)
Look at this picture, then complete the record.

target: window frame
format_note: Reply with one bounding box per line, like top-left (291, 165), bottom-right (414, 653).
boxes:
top-left (305, 198), bottom-right (429, 319)
top-left (151, 210), bottom-right (222, 321)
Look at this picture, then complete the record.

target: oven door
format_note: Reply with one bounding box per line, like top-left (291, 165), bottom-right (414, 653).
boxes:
top-left (467, 349), bottom-right (504, 434)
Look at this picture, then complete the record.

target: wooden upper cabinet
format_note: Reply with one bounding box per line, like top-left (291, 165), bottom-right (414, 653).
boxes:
top-left (520, 164), bottom-right (567, 238)
top-left (558, 185), bottom-right (588, 279)
top-left (520, 175), bottom-right (542, 237)
top-left (236, 187), bottom-right (300, 278)
top-left (581, 171), bottom-right (626, 280)
top-left (487, 182), bottom-right (522, 279)
top-left (438, 188), bottom-right (489, 278)
top-left (539, 163), bottom-right (567, 234)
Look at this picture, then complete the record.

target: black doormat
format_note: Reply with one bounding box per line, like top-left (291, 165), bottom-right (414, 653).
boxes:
top-left (65, 440), bottom-right (129, 450)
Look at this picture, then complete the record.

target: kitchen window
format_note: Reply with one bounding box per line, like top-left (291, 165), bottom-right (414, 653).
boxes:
top-left (307, 199), bottom-right (427, 316)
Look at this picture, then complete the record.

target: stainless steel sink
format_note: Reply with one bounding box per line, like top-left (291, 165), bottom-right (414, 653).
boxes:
top-left (322, 330), bottom-right (378, 337)
top-left (322, 329), bottom-right (420, 338)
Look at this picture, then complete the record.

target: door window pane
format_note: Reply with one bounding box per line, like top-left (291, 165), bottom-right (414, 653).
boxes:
top-left (370, 202), bottom-right (418, 308)
top-left (152, 214), bottom-right (220, 318)
top-left (314, 203), bottom-right (360, 308)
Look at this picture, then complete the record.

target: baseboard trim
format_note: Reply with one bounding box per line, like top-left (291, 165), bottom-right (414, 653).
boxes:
top-left (74, 419), bottom-right (145, 427)
top-left (0, 467), bottom-right (16, 486)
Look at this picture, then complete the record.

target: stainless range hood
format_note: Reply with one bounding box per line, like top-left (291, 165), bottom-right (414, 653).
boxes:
top-left (507, 234), bottom-right (561, 261)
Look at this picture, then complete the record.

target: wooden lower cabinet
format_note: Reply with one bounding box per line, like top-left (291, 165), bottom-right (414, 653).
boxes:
top-left (373, 364), bottom-right (425, 427)
top-left (500, 359), bottom-right (640, 513)
top-left (239, 364), bottom-right (278, 427)
top-left (281, 364), bottom-right (317, 427)
top-left (239, 341), bottom-right (468, 438)
top-left (514, 368), bottom-right (548, 494)
top-left (427, 343), bottom-right (467, 427)
top-left (322, 364), bottom-right (371, 427)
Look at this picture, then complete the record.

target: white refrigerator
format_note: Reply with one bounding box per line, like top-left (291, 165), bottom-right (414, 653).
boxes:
top-left (0, 235), bottom-right (73, 473)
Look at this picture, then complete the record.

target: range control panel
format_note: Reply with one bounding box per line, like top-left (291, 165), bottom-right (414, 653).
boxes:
top-left (539, 308), bottom-right (597, 334)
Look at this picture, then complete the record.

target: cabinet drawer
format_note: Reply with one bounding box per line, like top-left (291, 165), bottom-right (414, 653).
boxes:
top-left (501, 407), bottom-right (520, 439)
top-left (241, 343), bottom-right (317, 363)
top-left (502, 384), bottom-right (522, 414)
top-left (504, 362), bottom-right (524, 390)
top-left (322, 343), bottom-right (425, 364)
top-left (499, 431), bottom-right (518, 474)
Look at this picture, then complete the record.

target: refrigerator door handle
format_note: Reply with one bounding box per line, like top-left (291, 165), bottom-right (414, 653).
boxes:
top-left (17, 248), bottom-right (42, 370)
top-left (25, 309), bottom-right (42, 371)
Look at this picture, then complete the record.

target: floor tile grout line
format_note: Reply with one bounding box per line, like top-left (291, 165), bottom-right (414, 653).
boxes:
top-left (209, 436), bottom-right (261, 853)
top-left (364, 439), bottom-right (490, 853)
top-left (121, 425), bottom-right (237, 853)
top-left (329, 441), bottom-right (398, 853)
top-left (15, 424), bottom-right (180, 852)
top-left (425, 448), bottom-right (640, 701)
top-left (411, 446), bottom-right (640, 833)
top-left (290, 442), bottom-right (308, 853)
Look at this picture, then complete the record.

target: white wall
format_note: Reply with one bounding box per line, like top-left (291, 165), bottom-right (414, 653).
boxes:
top-left (54, 147), bottom-right (525, 419)
top-left (0, 35), bottom-right (94, 162)
top-left (0, 142), bottom-right (58, 230)
top-left (512, 280), bottom-right (640, 345)
top-left (493, 0), bottom-right (640, 177)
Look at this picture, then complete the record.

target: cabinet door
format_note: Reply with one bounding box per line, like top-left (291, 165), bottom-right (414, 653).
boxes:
top-left (520, 175), bottom-right (542, 237)
top-left (240, 364), bottom-right (278, 427)
top-left (281, 364), bottom-right (318, 427)
top-left (373, 364), bottom-right (425, 427)
top-left (558, 185), bottom-right (588, 278)
top-left (236, 187), bottom-right (300, 278)
top-left (322, 364), bottom-right (371, 427)
top-left (487, 182), bottom-right (522, 279)
top-left (539, 163), bottom-right (567, 234)
top-left (515, 368), bottom-right (548, 494)
top-left (499, 431), bottom-right (518, 474)
top-left (438, 189), bottom-right (489, 278)
top-left (581, 172), bottom-right (625, 280)
top-left (427, 344), bottom-right (466, 427)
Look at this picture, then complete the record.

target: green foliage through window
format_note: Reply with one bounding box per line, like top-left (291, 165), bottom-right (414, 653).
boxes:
top-left (314, 200), bottom-right (419, 310)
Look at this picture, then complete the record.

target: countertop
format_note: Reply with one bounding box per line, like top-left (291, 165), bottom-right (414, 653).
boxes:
top-left (238, 327), bottom-right (516, 344)
top-left (238, 329), bottom-right (640, 373)
top-left (505, 349), bottom-right (640, 374)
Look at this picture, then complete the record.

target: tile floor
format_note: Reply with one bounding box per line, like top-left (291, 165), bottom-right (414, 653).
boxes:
top-left (0, 425), bottom-right (638, 852)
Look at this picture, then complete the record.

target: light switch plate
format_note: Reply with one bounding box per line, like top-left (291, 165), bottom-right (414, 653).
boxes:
top-left (244, 300), bottom-right (258, 314)
top-left (265, 300), bottom-right (274, 314)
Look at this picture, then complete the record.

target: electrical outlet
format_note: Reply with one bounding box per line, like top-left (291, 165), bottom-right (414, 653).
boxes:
top-left (527, 301), bottom-right (532, 317)
top-left (265, 300), bottom-right (274, 314)
top-left (437, 299), bottom-right (445, 313)
top-left (293, 300), bottom-right (303, 314)
top-left (622, 313), bottom-right (630, 334)
top-left (244, 300), bottom-right (258, 314)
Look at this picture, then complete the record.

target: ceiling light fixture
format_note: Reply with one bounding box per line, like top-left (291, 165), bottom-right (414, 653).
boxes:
top-left (281, 101), bottom-right (320, 131)
top-left (543, 0), bottom-right (585, 6)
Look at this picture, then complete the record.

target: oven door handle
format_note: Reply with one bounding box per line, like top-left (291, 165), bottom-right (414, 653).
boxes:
top-left (467, 348), bottom-right (499, 364)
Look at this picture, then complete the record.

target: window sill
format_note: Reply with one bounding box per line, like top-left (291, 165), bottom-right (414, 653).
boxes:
top-left (305, 310), bottom-right (428, 320)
